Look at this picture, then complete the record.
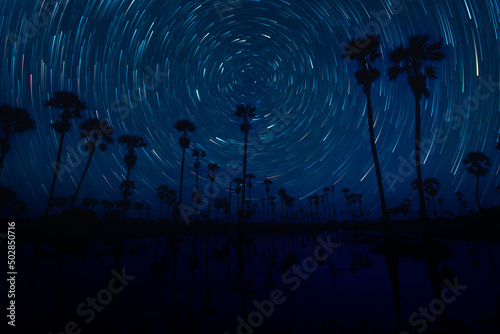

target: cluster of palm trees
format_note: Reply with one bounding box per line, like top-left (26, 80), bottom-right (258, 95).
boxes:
top-left (0, 32), bottom-right (499, 222)
top-left (342, 33), bottom-right (497, 222)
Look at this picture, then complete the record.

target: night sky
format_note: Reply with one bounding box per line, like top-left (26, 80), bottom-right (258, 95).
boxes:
top-left (1, 0), bottom-right (499, 219)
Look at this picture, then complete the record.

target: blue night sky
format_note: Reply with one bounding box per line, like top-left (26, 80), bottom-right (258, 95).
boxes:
top-left (1, 0), bottom-right (499, 219)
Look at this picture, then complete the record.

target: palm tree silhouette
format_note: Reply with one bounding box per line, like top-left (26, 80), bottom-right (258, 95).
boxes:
top-left (388, 33), bottom-right (446, 223)
top-left (117, 134), bottom-right (147, 219)
top-left (72, 118), bottom-right (114, 206)
top-left (437, 198), bottom-right (444, 217)
top-left (173, 119), bottom-right (197, 221)
top-left (207, 162), bottom-right (220, 222)
top-left (234, 177), bottom-right (243, 214)
top-left (322, 187), bottom-right (331, 221)
top-left (43, 91), bottom-right (87, 216)
top-left (455, 191), bottom-right (465, 216)
top-left (192, 149), bottom-right (206, 221)
top-left (0, 104), bottom-right (36, 177)
top-left (234, 104), bottom-right (256, 222)
top-left (341, 188), bottom-right (350, 222)
top-left (278, 188), bottom-right (287, 223)
top-left (463, 152), bottom-right (491, 212)
top-left (423, 178), bottom-right (440, 217)
top-left (246, 173), bottom-right (255, 208)
top-left (330, 185), bottom-right (337, 221)
top-left (263, 178), bottom-right (273, 223)
top-left (156, 185), bottom-right (170, 221)
top-left (342, 34), bottom-right (389, 222)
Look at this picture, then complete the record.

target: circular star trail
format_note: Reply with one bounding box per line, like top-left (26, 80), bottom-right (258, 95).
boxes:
top-left (1, 0), bottom-right (499, 218)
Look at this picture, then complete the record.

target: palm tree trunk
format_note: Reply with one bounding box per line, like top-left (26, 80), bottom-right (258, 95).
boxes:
top-left (331, 195), bottom-right (337, 221)
top-left (414, 96), bottom-right (427, 223)
top-left (195, 167), bottom-right (199, 222)
top-left (431, 195), bottom-right (437, 217)
top-left (228, 182), bottom-right (232, 224)
top-left (207, 181), bottom-right (213, 222)
top-left (178, 147), bottom-right (186, 222)
top-left (159, 201), bottom-right (163, 221)
top-left (366, 90), bottom-right (389, 222)
top-left (72, 146), bottom-right (96, 207)
top-left (240, 129), bottom-right (248, 223)
top-left (44, 133), bottom-right (66, 217)
top-left (266, 193), bottom-right (269, 223)
top-left (0, 134), bottom-right (10, 177)
top-left (475, 175), bottom-right (481, 212)
top-left (121, 167), bottom-right (131, 220)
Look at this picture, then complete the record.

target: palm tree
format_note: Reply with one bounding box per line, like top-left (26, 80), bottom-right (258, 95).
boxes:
top-left (165, 189), bottom-right (177, 221)
top-left (72, 118), bottom-right (114, 206)
top-left (173, 120), bottom-right (197, 221)
top-left (388, 33), bottom-right (446, 223)
top-left (455, 191), bottom-right (465, 216)
top-left (260, 198), bottom-right (266, 221)
top-left (323, 187), bottom-right (331, 221)
top-left (263, 178), bottom-right (273, 223)
top-left (192, 149), bottom-right (206, 221)
top-left (207, 162), bottom-right (220, 222)
top-left (423, 178), bottom-right (440, 217)
top-left (341, 188), bottom-right (350, 222)
top-left (43, 91), bottom-right (87, 216)
top-left (133, 201), bottom-right (144, 219)
top-left (463, 152), bottom-right (491, 212)
top-left (156, 185), bottom-right (170, 220)
top-left (246, 173), bottom-right (256, 207)
top-left (234, 104), bottom-right (256, 222)
top-left (330, 185), bottom-right (337, 221)
top-left (0, 104), bottom-right (36, 177)
top-left (278, 188), bottom-right (287, 223)
top-left (234, 177), bottom-right (243, 214)
top-left (118, 134), bottom-right (147, 219)
top-left (342, 34), bottom-right (389, 222)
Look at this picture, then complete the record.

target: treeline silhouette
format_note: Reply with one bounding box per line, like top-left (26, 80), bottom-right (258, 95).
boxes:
top-left (1, 33), bottom-right (499, 225)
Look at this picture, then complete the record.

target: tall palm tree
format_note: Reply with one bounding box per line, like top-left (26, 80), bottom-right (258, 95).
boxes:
top-left (322, 187), bottom-right (331, 221)
top-left (234, 177), bottom-right (243, 217)
top-left (341, 188), bottom-right (350, 222)
top-left (437, 198), bottom-right (444, 217)
top-left (207, 162), bottom-right (220, 222)
top-left (423, 178), bottom-right (440, 218)
top-left (342, 34), bottom-right (389, 222)
top-left (246, 173), bottom-right (255, 207)
top-left (72, 118), bottom-right (114, 206)
top-left (0, 104), bottom-right (36, 177)
top-left (173, 120), bottom-right (197, 221)
top-left (118, 134), bottom-right (147, 219)
top-left (234, 104), bottom-right (256, 222)
top-left (278, 188), bottom-right (287, 223)
top-left (263, 178), bottom-right (273, 223)
top-left (44, 91), bottom-right (87, 216)
top-left (192, 149), bottom-right (206, 221)
top-left (388, 33), bottom-right (446, 223)
top-left (330, 185), bottom-right (337, 221)
top-left (463, 152), bottom-right (491, 212)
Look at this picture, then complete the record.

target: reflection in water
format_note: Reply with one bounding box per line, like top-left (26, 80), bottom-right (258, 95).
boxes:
top-left (16, 230), bottom-right (500, 333)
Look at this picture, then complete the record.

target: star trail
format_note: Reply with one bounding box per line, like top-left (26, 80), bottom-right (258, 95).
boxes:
top-left (1, 0), bottom-right (499, 219)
